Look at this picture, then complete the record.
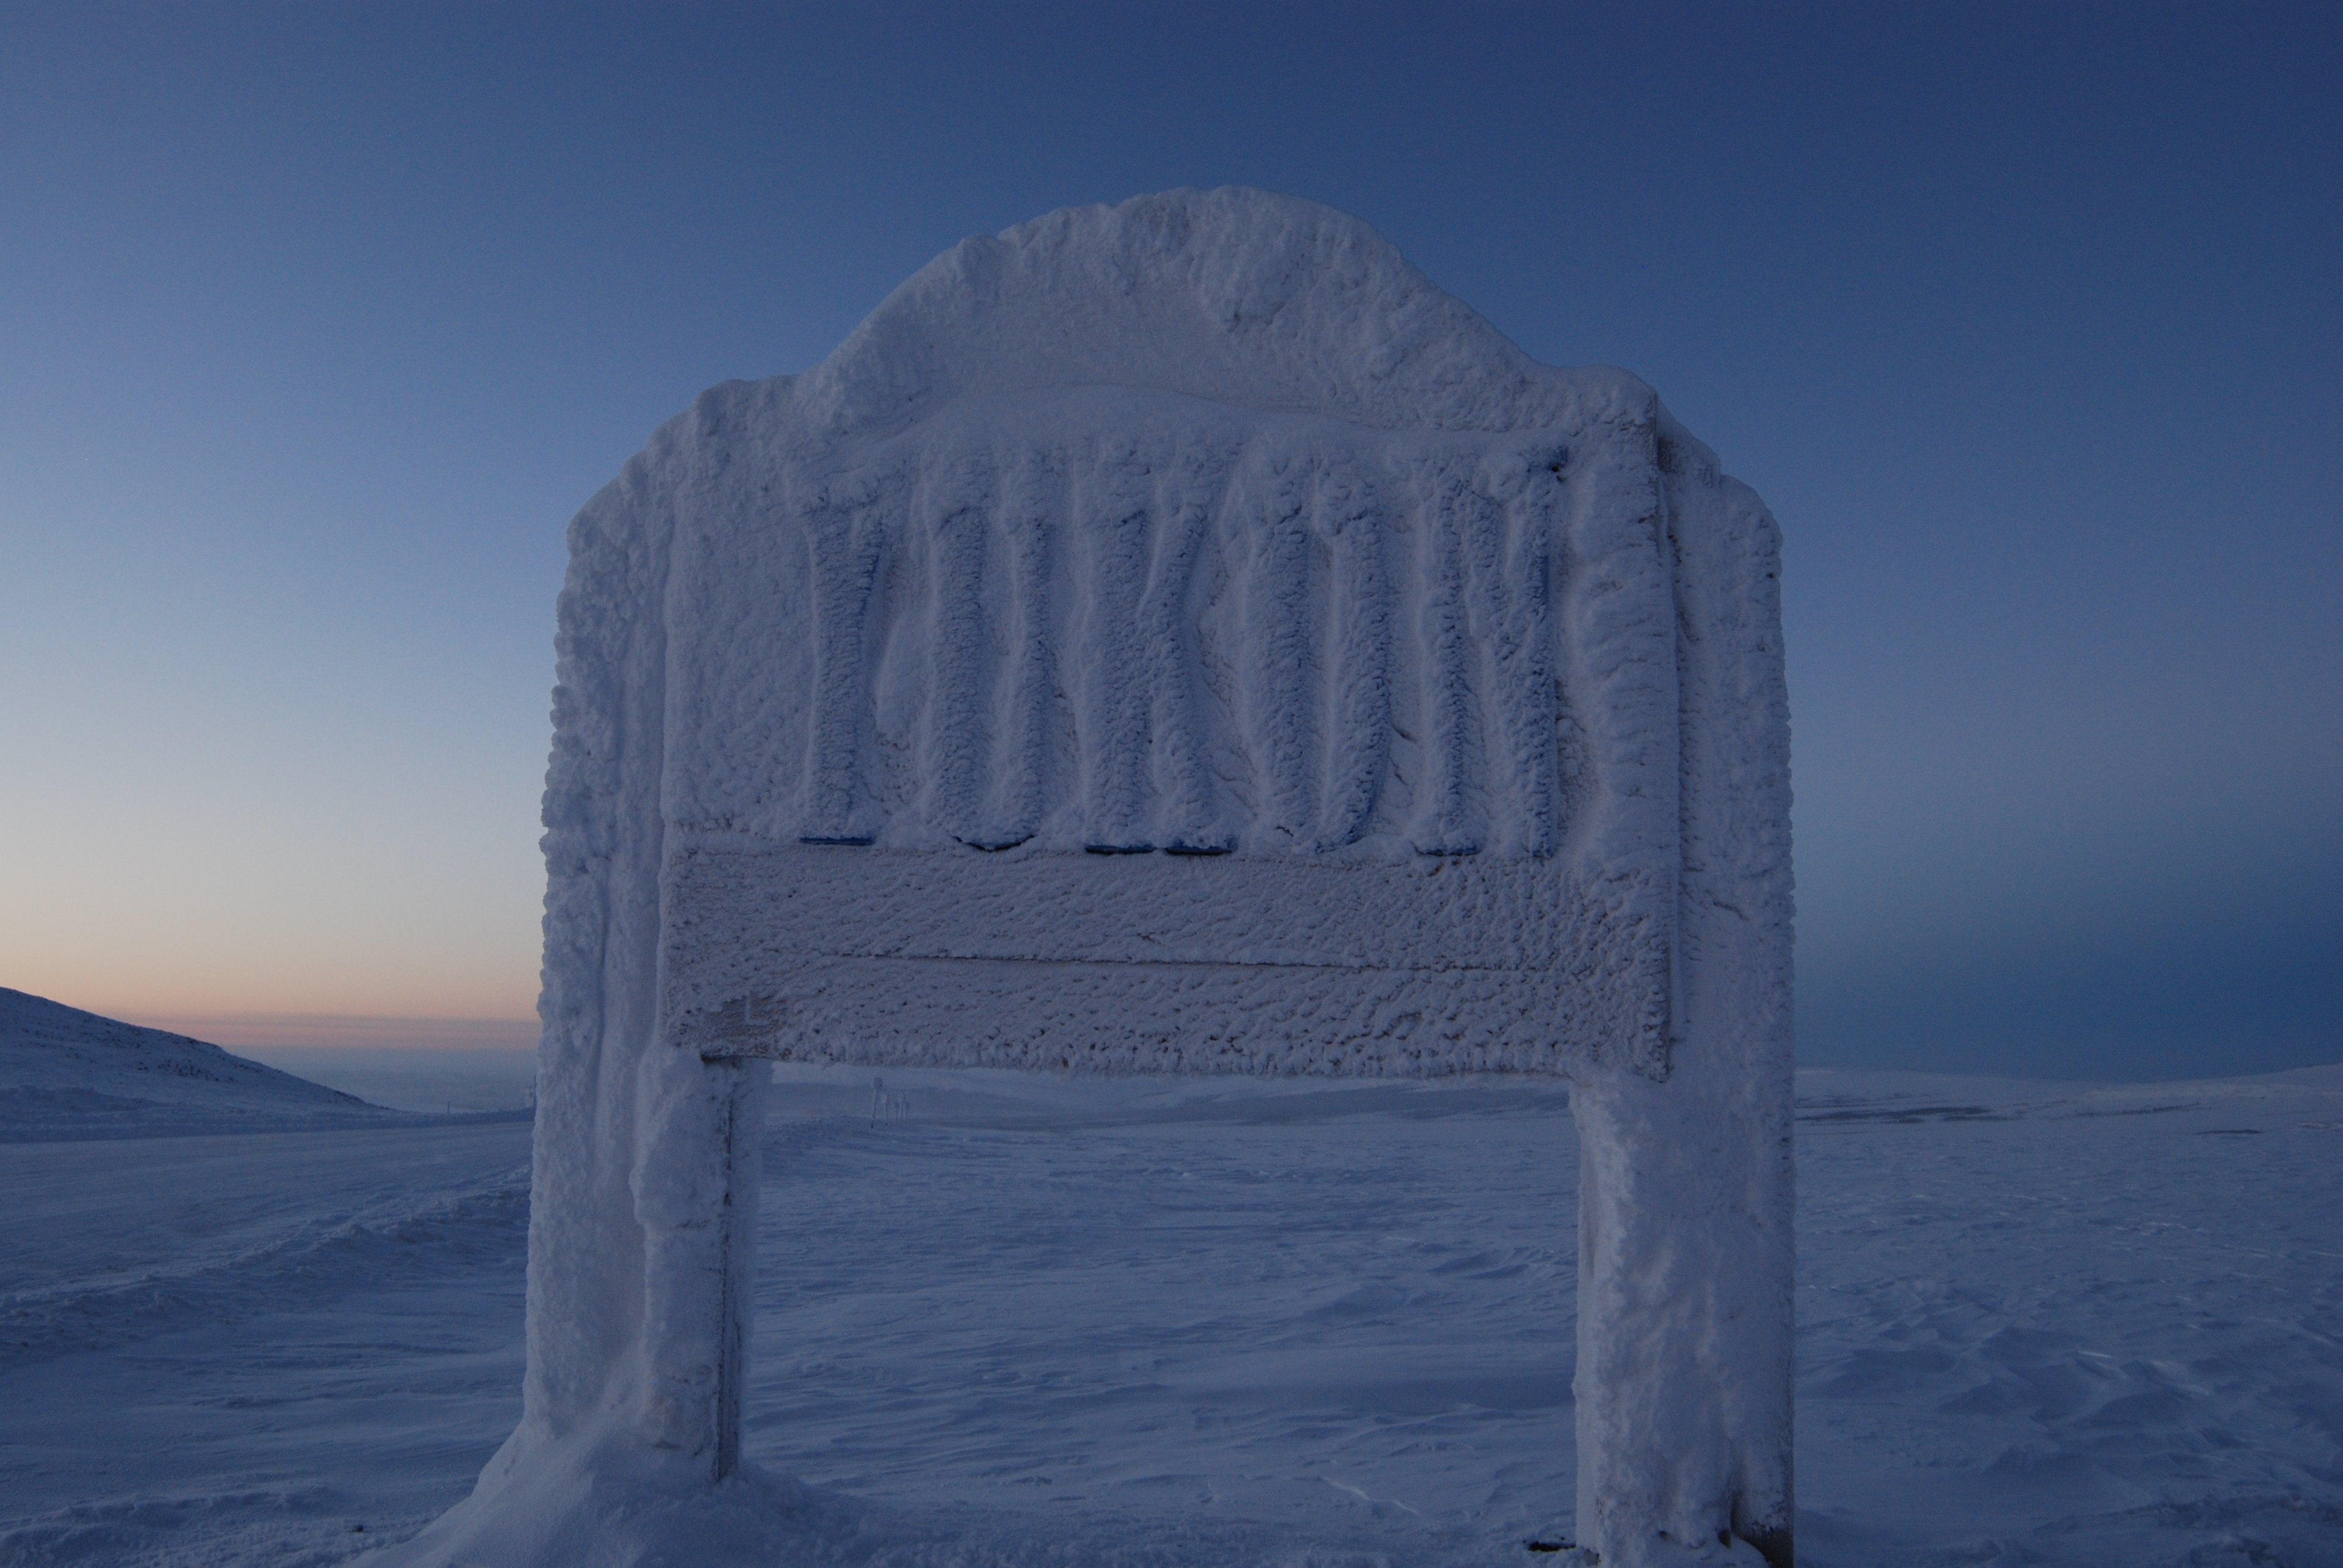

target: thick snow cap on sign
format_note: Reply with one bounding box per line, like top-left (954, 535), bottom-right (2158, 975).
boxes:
top-left (795, 186), bottom-right (1645, 435)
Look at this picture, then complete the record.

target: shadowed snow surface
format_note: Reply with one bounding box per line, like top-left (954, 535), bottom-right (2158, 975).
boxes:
top-left (0, 1064), bottom-right (2337, 1565)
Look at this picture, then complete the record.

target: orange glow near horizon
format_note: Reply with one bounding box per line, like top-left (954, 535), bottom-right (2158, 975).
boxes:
top-left (2, 803), bottom-right (545, 1030)
top-left (120, 1011), bottom-right (542, 1053)
top-left (7, 953), bottom-right (539, 1033)
top-left (5, 942), bottom-right (540, 1038)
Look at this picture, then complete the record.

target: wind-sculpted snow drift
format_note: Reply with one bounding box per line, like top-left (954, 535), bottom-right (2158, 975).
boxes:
top-left (379, 190), bottom-right (1794, 1568)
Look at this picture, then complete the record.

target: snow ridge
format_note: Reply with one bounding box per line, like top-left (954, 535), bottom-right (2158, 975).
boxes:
top-left (0, 988), bottom-right (395, 1142)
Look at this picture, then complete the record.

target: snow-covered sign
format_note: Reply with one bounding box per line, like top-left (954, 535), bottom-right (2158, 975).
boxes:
top-left (415, 191), bottom-right (1794, 1568)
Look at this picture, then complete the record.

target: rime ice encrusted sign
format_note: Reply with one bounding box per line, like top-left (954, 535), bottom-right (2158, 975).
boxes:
top-left (398, 191), bottom-right (1795, 1568)
top-left (669, 851), bottom-right (1673, 1079)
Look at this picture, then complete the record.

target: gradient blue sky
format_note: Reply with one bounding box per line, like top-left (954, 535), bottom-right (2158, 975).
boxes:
top-left (3, 2), bottom-right (2335, 1077)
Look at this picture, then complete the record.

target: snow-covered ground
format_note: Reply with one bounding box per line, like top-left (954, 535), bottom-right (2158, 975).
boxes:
top-left (1, 1062), bottom-right (2337, 1567)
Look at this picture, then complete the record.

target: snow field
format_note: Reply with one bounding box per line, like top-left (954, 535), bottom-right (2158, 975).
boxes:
top-left (1, 1066), bottom-right (2336, 1566)
top-left (744, 1076), bottom-right (1579, 1562)
top-left (1795, 1069), bottom-right (2343, 1564)
top-left (0, 1120), bottom-right (533, 1567)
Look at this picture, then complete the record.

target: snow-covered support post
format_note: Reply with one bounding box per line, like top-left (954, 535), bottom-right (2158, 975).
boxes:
top-left (1573, 431), bottom-right (1797, 1566)
top-left (1549, 420), bottom-right (1795, 1566)
top-left (1574, 1067), bottom-right (1794, 1566)
top-left (634, 1050), bottom-right (765, 1478)
top-left (390, 189), bottom-right (1794, 1568)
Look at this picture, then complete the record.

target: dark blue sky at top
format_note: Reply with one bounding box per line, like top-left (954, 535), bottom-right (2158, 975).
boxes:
top-left (2, 2), bottom-right (2336, 1077)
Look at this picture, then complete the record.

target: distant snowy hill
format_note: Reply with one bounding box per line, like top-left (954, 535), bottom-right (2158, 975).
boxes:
top-left (0, 987), bottom-right (401, 1141)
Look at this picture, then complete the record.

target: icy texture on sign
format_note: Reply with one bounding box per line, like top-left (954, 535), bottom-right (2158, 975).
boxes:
top-left (672, 402), bottom-right (1594, 860)
top-left (664, 852), bottom-right (1671, 1076)
top-left (614, 189), bottom-right (1691, 1077)
top-left (657, 198), bottom-right (1682, 872)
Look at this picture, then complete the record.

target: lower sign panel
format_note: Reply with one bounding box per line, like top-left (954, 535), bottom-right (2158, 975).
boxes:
top-left (661, 844), bottom-right (1673, 1078)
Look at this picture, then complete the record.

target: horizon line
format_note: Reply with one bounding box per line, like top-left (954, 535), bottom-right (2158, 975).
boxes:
top-left (118, 1010), bottom-right (541, 1051)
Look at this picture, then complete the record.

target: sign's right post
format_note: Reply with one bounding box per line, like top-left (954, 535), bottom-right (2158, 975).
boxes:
top-left (1571, 422), bottom-right (1794, 1568)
